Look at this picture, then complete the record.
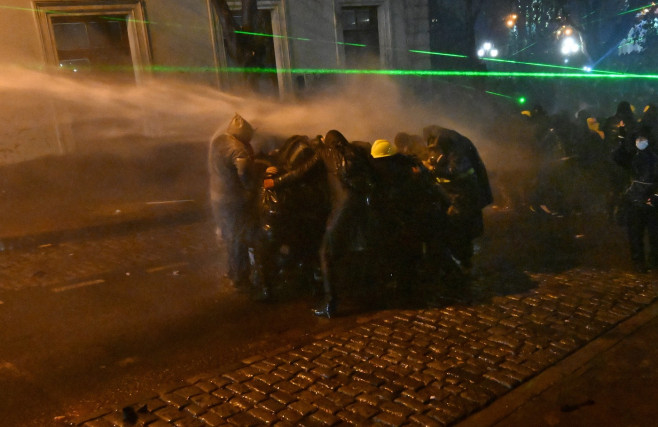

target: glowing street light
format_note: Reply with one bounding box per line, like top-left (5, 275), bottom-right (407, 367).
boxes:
top-left (560, 36), bottom-right (580, 55)
top-left (478, 41), bottom-right (499, 58)
top-left (505, 13), bottom-right (518, 28)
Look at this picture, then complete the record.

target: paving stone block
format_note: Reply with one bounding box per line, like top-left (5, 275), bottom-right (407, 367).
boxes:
top-left (275, 352), bottom-right (301, 365)
top-left (425, 407), bottom-right (455, 425)
top-left (227, 411), bottom-right (262, 426)
top-left (273, 380), bottom-right (301, 395)
top-left (175, 385), bottom-right (205, 399)
top-left (81, 418), bottom-right (115, 427)
top-left (460, 384), bottom-right (495, 406)
top-left (477, 377), bottom-right (511, 397)
top-left (245, 377), bottom-right (275, 395)
top-left (258, 398), bottom-right (286, 414)
top-left (276, 364), bottom-right (301, 377)
top-left (278, 408), bottom-right (304, 423)
top-left (307, 408), bottom-right (341, 426)
top-left (183, 402), bottom-right (206, 417)
top-left (154, 405), bottom-right (186, 423)
top-left (143, 397), bottom-right (168, 413)
top-left (222, 370), bottom-right (250, 383)
top-left (271, 390), bottom-right (297, 405)
top-left (310, 366), bottom-right (337, 380)
top-left (409, 412), bottom-right (445, 427)
top-left (248, 407), bottom-right (278, 424)
top-left (198, 410), bottom-right (225, 426)
top-left (346, 401), bottom-right (379, 419)
top-left (251, 359), bottom-right (278, 373)
top-left (193, 380), bottom-right (219, 394)
top-left (290, 399), bottom-right (318, 417)
top-left (315, 376), bottom-right (343, 392)
top-left (312, 357), bottom-right (338, 370)
top-left (237, 365), bottom-right (262, 379)
top-left (393, 375), bottom-right (425, 391)
top-left (162, 392), bottom-right (190, 409)
top-left (297, 389), bottom-right (318, 404)
top-left (499, 361), bottom-right (535, 378)
top-left (209, 376), bottom-right (231, 389)
top-left (149, 420), bottom-right (176, 427)
top-left (394, 395), bottom-right (426, 413)
top-left (226, 381), bottom-right (250, 395)
top-left (379, 400), bottom-right (414, 418)
top-left (229, 395), bottom-right (254, 411)
top-left (290, 374), bottom-right (314, 389)
top-left (294, 359), bottom-right (316, 371)
top-left (482, 369), bottom-right (519, 388)
top-left (312, 396), bottom-right (342, 414)
top-left (173, 416), bottom-right (206, 427)
top-left (243, 390), bottom-right (267, 405)
top-left (211, 387), bottom-right (234, 402)
top-left (255, 373), bottom-right (283, 386)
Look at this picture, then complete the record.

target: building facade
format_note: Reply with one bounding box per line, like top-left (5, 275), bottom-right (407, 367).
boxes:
top-left (0, 0), bottom-right (430, 164)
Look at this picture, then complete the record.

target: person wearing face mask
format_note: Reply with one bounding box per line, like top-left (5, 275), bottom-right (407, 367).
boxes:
top-left (612, 124), bottom-right (658, 273)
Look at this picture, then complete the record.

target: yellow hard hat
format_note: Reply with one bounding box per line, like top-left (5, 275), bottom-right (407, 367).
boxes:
top-left (371, 139), bottom-right (398, 158)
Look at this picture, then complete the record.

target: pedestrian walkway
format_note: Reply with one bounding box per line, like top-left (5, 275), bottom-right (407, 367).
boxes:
top-left (75, 265), bottom-right (657, 426)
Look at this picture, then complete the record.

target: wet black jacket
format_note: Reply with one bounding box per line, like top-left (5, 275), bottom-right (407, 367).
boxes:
top-left (271, 130), bottom-right (374, 208)
top-left (613, 132), bottom-right (658, 206)
top-left (425, 126), bottom-right (493, 212)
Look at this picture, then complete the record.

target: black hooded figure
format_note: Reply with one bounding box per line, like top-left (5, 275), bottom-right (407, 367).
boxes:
top-left (208, 114), bottom-right (258, 291)
top-left (264, 130), bottom-right (375, 317)
top-left (424, 126), bottom-right (493, 272)
top-left (612, 124), bottom-right (658, 273)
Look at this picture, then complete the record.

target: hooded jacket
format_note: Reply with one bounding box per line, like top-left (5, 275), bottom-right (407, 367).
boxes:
top-left (424, 126), bottom-right (493, 210)
top-left (208, 114), bottom-right (256, 205)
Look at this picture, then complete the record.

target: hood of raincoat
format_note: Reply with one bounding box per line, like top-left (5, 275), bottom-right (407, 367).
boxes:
top-left (227, 113), bottom-right (254, 144)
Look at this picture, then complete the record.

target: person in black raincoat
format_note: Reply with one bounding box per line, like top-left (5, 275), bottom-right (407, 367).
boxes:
top-left (253, 135), bottom-right (330, 300)
top-left (368, 139), bottom-right (457, 290)
top-left (263, 130), bottom-right (374, 317)
top-left (612, 124), bottom-right (658, 273)
top-left (604, 101), bottom-right (637, 222)
top-left (208, 114), bottom-right (258, 291)
top-left (423, 126), bottom-right (493, 273)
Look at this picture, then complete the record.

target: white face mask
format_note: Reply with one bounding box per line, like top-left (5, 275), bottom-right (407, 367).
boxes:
top-left (636, 137), bottom-right (649, 151)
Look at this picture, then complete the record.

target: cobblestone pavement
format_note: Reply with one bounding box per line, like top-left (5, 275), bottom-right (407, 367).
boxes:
top-left (0, 221), bottom-right (218, 292)
top-left (4, 210), bottom-right (656, 426)
top-left (73, 216), bottom-right (657, 426)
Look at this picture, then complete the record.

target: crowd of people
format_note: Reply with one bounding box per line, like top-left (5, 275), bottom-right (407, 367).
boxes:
top-left (208, 114), bottom-right (492, 318)
top-left (207, 100), bottom-right (658, 318)
top-left (508, 100), bottom-right (658, 274)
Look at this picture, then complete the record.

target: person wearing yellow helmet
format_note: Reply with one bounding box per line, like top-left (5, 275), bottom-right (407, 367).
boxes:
top-left (371, 139), bottom-right (398, 158)
top-left (368, 139), bottom-right (458, 289)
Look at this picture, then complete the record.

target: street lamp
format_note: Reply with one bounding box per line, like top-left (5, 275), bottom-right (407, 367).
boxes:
top-left (505, 13), bottom-right (517, 29)
top-left (477, 41), bottom-right (499, 58)
top-left (560, 36), bottom-right (580, 55)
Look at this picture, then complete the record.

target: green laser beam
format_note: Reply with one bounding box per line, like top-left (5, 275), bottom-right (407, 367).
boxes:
top-left (480, 57), bottom-right (621, 74)
top-left (485, 90), bottom-right (515, 99)
top-left (234, 30), bottom-right (310, 42)
top-left (81, 64), bottom-right (658, 79)
top-left (618, 3), bottom-right (656, 16)
top-left (409, 49), bottom-right (469, 59)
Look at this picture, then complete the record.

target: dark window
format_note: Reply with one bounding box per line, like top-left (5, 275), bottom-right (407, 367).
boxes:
top-left (342, 6), bottom-right (379, 68)
top-left (213, 2), bottom-right (278, 95)
top-left (52, 15), bottom-right (132, 75)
